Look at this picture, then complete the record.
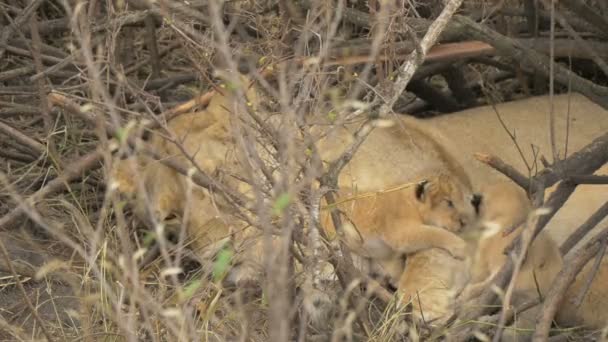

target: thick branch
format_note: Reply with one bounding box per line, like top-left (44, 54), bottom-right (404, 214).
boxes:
top-left (560, 0), bottom-right (608, 38)
top-left (536, 131), bottom-right (608, 188)
top-left (0, 120), bottom-right (45, 157)
top-left (450, 15), bottom-right (608, 109)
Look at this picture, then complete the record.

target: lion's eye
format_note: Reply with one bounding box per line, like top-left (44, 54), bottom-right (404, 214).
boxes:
top-left (445, 199), bottom-right (454, 208)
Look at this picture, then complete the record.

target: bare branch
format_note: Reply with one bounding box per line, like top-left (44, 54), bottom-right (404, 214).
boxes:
top-left (533, 226), bottom-right (608, 341)
top-left (378, 0), bottom-right (464, 115)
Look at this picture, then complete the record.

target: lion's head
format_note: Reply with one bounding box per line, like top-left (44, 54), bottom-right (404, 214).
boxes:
top-left (414, 172), bottom-right (479, 232)
top-left (476, 181), bottom-right (531, 237)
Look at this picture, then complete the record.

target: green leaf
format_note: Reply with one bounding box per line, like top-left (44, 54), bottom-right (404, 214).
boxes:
top-left (179, 278), bottom-right (202, 301)
top-left (273, 193), bottom-right (291, 216)
top-left (327, 110), bottom-right (337, 123)
top-left (142, 231), bottom-right (157, 247)
top-left (115, 127), bottom-right (127, 144)
top-left (212, 247), bottom-right (234, 282)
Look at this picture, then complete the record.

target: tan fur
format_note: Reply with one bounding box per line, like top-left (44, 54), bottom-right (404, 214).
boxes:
top-left (112, 74), bottom-right (263, 281)
top-left (317, 114), bottom-right (479, 295)
top-left (113, 77), bottom-right (478, 294)
top-left (397, 247), bottom-right (469, 325)
top-left (558, 258), bottom-right (608, 330)
top-left (314, 116), bottom-right (483, 324)
top-left (460, 180), bottom-right (608, 338)
top-left (420, 94), bottom-right (608, 334)
top-left (459, 181), bottom-right (563, 339)
top-left (426, 93), bottom-right (608, 251)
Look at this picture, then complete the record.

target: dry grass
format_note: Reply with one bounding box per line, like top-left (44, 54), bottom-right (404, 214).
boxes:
top-left (1, 0), bottom-right (607, 341)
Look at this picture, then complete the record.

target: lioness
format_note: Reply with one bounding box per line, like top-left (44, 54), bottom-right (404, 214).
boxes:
top-left (558, 258), bottom-right (608, 331)
top-left (113, 74), bottom-right (263, 280)
top-left (461, 181), bottom-right (608, 339)
top-left (427, 93), bottom-right (608, 251)
top-left (366, 94), bottom-right (608, 327)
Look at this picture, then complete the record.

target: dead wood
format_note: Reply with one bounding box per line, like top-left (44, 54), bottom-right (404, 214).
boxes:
top-left (0, 120), bottom-right (45, 157)
top-left (560, 201), bottom-right (608, 255)
top-left (559, 0), bottom-right (608, 39)
top-left (538, 0), bottom-right (608, 77)
top-left (407, 79), bottom-right (461, 112)
top-left (533, 225), bottom-right (608, 341)
top-left (450, 15), bottom-right (608, 109)
top-left (0, 149), bottom-right (103, 231)
top-left (568, 174), bottom-right (608, 185)
top-left (0, 237), bottom-right (55, 342)
top-left (0, 0), bottom-right (46, 60)
top-left (474, 153), bottom-right (531, 190)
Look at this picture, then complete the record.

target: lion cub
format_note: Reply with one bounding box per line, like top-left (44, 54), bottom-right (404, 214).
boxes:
top-left (114, 73), bottom-right (479, 300)
top-left (112, 74), bottom-right (263, 281)
top-left (459, 181), bottom-right (563, 338)
top-left (318, 112), bottom-right (480, 289)
top-left (558, 257), bottom-right (608, 331)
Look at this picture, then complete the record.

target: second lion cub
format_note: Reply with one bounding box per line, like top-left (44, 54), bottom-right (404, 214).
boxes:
top-left (459, 181), bottom-right (562, 339)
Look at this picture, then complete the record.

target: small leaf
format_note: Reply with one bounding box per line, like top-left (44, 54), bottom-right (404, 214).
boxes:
top-left (179, 279), bottom-right (202, 302)
top-left (142, 231), bottom-right (157, 247)
top-left (212, 247), bottom-right (233, 282)
top-left (327, 110), bottom-right (337, 123)
top-left (115, 127), bottom-right (127, 144)
top-left (273, 193), bottom-right (291, 216)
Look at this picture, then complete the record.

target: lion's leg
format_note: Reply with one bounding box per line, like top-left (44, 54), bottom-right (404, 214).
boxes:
top-left (377, 221), bottom-right (467, 260)
top-left (397, 254), bottom-right (452, 325)
top-left (501, 304), bottom-right (539, 342)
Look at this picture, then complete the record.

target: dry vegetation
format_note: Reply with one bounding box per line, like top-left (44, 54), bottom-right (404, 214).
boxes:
top-left (1, 0), bottom-right (608, 341)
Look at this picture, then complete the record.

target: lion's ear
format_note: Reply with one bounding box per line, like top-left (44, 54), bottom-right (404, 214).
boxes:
top-left (471, 193), bottom-right (483, 215)
top-left (415, 180), bottom-right (430, 202)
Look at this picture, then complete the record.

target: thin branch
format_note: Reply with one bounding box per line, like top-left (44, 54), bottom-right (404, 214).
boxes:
top-left (547, 0), bottom-right (558, 163)
top-left (532, 180), bottom-right (577, 239)
top-left (559, 0), bottom-right (608, 39)
top-left (573, 238), bottom-right (607, 307)
top-left (539, 0), bottom-right (608, 77)
top-left (0, 120), bottom-right (46, 157)
top-left (533, 226), bottom-right (608, 341)
top-left (560, 201), bottom-right (608, 255)
top-left (451, 15), bottom-right (608, 108)
top-left (473, 152), bottom-right (531, 190)
top-left (378, 0), bottom-right (464, 115)
top-left (0, 149), bottom-right (103, 230)
top-left (0, 0), bottom-right (46, 60)
top-left (143, 14), bottom-right (161, 79)
top-left (48, 92), bottom-right (249, 210)
top-left (492, 211), bottom-right (543, 342)
top-left (0, 236), bottom-right (55, 342)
